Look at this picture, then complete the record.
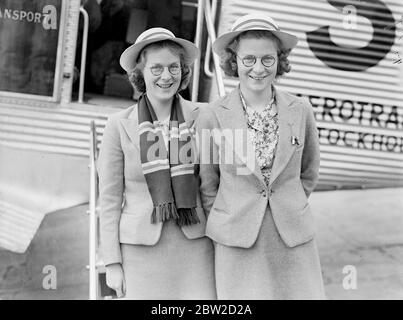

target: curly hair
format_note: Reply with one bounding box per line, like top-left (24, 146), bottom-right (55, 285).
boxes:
top-left (128, 40), bottom-right (192, 94)
top-left (219, 30), bottom-right (292, 78)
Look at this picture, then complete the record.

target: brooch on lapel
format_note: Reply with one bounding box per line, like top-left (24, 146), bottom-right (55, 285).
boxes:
top-left (291, 135), bottom-right (300, 146)
top-left (288, 122), bottom-right (300, 146)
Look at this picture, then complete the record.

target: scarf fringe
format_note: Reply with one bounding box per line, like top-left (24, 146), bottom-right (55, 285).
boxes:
top-left (150, 205), bottom-right (200, 226)
top-left (176, 208), bottom-right (200, 227)
top-left (151, 203), bottom-right (179, 224)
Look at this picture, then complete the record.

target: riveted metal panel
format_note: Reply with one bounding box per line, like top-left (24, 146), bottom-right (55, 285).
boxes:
top-left (0, 102), bottom-right (108, 157)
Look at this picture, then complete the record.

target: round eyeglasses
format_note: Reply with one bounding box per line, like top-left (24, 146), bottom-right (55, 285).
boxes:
top-left (149, 64), bottom-right (181, 76)
top-left (236, 55), bottom-right (276, 68)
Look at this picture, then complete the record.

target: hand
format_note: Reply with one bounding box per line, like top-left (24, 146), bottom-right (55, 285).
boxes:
top-left (105, 263), bottom-right (126, 298)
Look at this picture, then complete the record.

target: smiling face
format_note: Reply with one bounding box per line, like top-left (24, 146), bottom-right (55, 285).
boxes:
top-left (142, 47), bottom-right (182, 104)
top-left (236, 37), bottom-right (278, 96)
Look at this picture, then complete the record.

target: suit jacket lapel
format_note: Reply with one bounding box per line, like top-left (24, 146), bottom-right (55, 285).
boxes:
top-left (214, 86), bottom-right (304, 188)
top-left (120, 106), bottom-right (139, 149)
top-left (119, 95), bottom-right (199, 151)
top-left (215, 88), bottom-right (264, 184)
top-left (269, 88), bottom-right (302, 186)
top-left (179, 95), bottom-right (200, 127)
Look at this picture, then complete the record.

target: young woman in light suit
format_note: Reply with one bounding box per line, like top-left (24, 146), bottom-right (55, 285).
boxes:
top-left (197, 14), bottom-right (325, 299)
top-left (98, 28), bottom-right (216, 299)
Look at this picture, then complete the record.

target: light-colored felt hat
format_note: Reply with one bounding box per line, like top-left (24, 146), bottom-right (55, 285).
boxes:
top-left (213, 13), bottom-right (298, 55)
top-left (120, 27), bottom-right (199, 73)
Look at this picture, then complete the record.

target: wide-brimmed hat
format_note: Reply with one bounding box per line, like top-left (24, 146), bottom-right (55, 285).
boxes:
top-left (213, 13), bottom-right (298, 55)
top-left (120, 27), bottom-right (199, 73)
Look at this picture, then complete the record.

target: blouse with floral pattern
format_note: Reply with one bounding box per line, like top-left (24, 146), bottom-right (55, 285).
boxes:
top-left (239, 90), bottom-right (279, 187)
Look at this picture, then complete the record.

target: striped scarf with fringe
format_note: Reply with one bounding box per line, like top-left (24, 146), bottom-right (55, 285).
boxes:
top-left (138, 93), bottom-right (200, 226)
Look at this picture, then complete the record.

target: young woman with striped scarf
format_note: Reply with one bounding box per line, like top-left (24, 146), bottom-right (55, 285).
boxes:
top-left (97, 28), bottom-right (216, 299)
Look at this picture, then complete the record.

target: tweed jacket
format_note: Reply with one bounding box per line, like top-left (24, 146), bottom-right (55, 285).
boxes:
top-left (196, 86), bottom-right (320, 249)
top-left (98, 96), bottom-right (208, 266)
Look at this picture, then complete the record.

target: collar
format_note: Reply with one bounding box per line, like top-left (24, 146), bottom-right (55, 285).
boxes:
top-left (239, 85), bottom-right (277, 118)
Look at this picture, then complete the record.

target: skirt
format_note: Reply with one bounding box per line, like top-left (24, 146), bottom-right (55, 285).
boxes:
top-left (214, 206), bottom-right (326, 300)
top-left (121, 220), bottom-right (216, 299)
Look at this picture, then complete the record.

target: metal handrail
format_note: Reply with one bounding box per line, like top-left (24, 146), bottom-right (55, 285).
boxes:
top-left (191, 0), bottom-right (205, 102)
top-left (203, 0), bottom-right (226, 97)
top-left (88, 120), bottom-right (99, 300)
top-left (203, 0), bottom-right (218, 78)
top-left (78, 7), bottom-right (89, 104)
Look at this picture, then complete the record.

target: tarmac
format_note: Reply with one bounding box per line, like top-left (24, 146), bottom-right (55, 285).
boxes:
top-left (1, 187), bottom-right (402, 300)
top-left (311, 187), bottom-right (403, 300)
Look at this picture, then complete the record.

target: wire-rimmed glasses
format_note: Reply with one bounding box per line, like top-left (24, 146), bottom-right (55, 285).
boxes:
top-left (149, 64), bottom-right (181, 76)
top-left (236, 55), bottom-right (276, 68)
